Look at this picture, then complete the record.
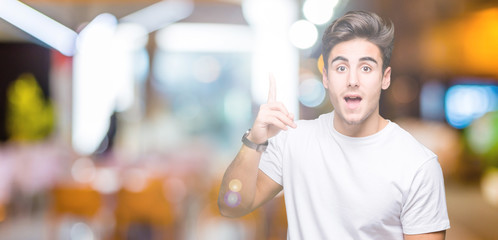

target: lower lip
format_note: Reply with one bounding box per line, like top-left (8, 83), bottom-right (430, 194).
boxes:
top-left (345, 99), bottom-right (361, 109)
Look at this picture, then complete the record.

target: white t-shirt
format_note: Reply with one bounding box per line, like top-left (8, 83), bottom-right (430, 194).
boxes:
top-left (259, 112), bottom-right (450, 240)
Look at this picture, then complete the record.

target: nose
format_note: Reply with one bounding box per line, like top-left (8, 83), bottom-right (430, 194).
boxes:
top-left (347, 71), bottom-right (359, 87)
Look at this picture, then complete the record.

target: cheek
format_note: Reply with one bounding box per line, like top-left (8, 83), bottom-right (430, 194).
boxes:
top-left (324, 73), bottom-right (340, 89)
top-left (325, 86), bottom-right (340, 104)
top-left (366, 88), bottom-right (383, 102)
top-left (325, 80), bottom-right (344, 99)
top-left (365, 75), bottom-right (384, 90)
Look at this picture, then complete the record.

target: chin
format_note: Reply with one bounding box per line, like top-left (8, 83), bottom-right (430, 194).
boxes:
top-left (338, 111), bottom-right (365, 125)
top-left (344, 118), bottom-right (364, 126)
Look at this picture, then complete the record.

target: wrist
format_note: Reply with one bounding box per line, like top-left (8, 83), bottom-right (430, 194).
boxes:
top-left (246, 131), bottom-right (263, 145)
top-left (242, 129), bottom-right (268, 152)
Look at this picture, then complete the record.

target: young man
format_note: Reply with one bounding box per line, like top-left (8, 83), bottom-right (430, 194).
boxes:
top-left (218, 11), bottom-right (450, 239)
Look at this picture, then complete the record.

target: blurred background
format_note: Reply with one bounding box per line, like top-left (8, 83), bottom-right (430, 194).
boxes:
top-left (0, 0), bottom-right (497, 239)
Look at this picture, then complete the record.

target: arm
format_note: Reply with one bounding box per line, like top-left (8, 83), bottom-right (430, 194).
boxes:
top-left (404, 230), bottom-right (446, 240)
top-left (218, 75), bottom-right (296, 217)
top-left (218, 146), bottom-right (283, 217)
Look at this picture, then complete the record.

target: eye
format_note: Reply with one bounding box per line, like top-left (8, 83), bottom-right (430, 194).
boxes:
top-left (337, 66), bottom-right (347, 72)
top-left (361, 66), bottom-right (372, 72)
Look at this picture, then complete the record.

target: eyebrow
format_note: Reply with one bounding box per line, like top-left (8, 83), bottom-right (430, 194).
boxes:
top-left (330, 56), bottom-right (378, 65)
top-left (359, 56), bottom-right (378, 65)
top-left (331, 56), bottom-right (348, 63)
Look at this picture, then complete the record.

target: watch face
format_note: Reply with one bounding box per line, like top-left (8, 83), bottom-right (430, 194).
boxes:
top-left (257, 144), bottom-right (267, 152)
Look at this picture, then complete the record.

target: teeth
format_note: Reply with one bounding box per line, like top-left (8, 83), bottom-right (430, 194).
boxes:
top-left (345, 97), bottom-right (361, 101)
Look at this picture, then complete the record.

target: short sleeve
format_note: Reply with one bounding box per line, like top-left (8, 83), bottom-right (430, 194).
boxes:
top-left (401, 157), bottom-right (451, 234)
top-left (258, 132), bottom-right (285, 186)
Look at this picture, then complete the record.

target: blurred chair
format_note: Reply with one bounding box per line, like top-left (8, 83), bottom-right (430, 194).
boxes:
top-left (49, 184), bottom-right (103, 239)
top-left (113, 177), bottom-right (177, 240)
top-left (51, 185), bottom-right (102, 217)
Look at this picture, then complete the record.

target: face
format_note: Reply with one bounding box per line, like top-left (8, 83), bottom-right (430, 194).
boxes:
top-left (322, 38), bottom-right (391, 127)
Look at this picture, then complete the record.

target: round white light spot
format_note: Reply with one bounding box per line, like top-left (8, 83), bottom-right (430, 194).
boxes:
top-left (289, 20), bottom-right (318, 49)
top-left (303, 0), bottom-right (338, 25)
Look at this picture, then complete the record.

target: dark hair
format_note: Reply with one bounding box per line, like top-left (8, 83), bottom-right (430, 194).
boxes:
top-left (322, 11), bottom-right (394, 71)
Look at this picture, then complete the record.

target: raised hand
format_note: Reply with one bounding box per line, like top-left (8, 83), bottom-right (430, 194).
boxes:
top-left (247, 74), bottom-right (297, 144)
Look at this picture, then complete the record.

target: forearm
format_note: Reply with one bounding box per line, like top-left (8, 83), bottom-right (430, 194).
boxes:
top-left (218, 145), bottom-right (262, 217)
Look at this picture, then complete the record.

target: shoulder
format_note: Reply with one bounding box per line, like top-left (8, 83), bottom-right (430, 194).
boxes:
top-left (390, 123), bottom-right (435, 154)
top-left (386, 122), bottom-right (437, 167)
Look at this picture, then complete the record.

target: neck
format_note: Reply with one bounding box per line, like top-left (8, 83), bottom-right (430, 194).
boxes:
top-left (333, 112), bottom-right (388, 137)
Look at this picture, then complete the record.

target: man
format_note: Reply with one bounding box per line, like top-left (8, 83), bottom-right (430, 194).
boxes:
top-left (218, 10), bottom-right (450, 239)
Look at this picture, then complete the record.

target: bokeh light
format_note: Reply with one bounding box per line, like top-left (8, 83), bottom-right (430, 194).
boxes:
top-left (70, 222), bottom-right (95, 240)
top-left (229, 179), bottom-right (242, 192)
top-left (242, 0), bottom-right (297, 27)
top-left (289, 20), bottom-right (318, 49)
top-left (303, 0), bottom-right (338, 25)
top-left (122, 168), bottom-right (148, 193)
top-left (224, 191), bottom-right (241, 208)
top-left (299, 77), bottom-right (326, 108)
top-left (481, 168), bottom-right (498, 207)
top-left (445, 84), bottom-right (498, 129)
top-left (391, 75), bottom-right (418, 104)
top-left (71, 157), bottom-right (96, 183)
top-left (91, 168), bottom-right (119, 194)
top-left (465, 111), bottom-right (498, 167)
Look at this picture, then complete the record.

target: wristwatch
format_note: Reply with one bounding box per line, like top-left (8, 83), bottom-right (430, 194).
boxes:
top-left (241, 129), bottom-right (268, 152)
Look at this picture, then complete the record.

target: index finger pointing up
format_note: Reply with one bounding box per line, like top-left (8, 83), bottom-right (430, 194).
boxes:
top-left (268, 73), bottom-right (276, 103)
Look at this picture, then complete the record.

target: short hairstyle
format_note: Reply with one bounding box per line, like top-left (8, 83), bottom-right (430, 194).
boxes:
top-left (322, 11), bottom-right (394, 71)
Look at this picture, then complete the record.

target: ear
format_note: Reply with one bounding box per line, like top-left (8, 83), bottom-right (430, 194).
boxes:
top-left (322, 67), bottom-right (329, 89)
top-left (381, 66), bottom-right (391, 90)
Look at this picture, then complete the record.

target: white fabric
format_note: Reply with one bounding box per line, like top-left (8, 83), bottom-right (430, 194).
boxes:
top-left (259, 111), bottom-right (450, 240)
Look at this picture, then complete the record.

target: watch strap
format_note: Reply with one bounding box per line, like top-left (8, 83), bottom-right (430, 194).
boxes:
top-left (241, 129), bottom-right (268, 152)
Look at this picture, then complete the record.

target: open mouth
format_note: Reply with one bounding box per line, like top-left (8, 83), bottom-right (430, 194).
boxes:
top-left (344, 96), bottom-right (362, 102)
top-left (344, 95), bottom-right (362, 109)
